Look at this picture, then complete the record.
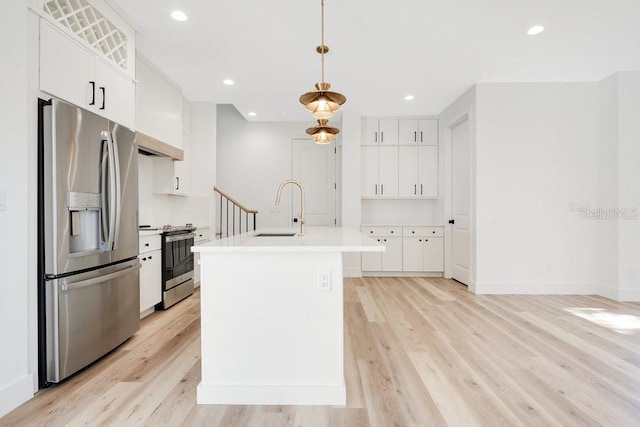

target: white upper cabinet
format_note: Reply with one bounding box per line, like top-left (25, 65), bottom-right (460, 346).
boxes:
top-left (39, 19), bottom-right (135, 129)
top-left (399, 118), bottom-right (438, 145)
top-left (135, 55), bottom-right (183, 150)
top-left (362, 116), bottom-right (438, 199)
top-left (362, 118), bottom-right (399, 145)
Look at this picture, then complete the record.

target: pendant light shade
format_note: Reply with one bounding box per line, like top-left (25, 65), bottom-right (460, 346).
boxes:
top-left (306, 119), bottom-right (340, 144)
top-left (300, 82), bottom-right (347, 119)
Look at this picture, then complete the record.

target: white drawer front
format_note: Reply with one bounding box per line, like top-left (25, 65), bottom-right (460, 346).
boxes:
top-left (362, 226), bottom-right (402, 237)
top-left (403, 226), bottom-right (444, 237)
top-left (139, 234), bottom-right (161, 253)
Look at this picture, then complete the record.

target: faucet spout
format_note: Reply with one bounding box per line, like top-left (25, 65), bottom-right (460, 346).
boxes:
top-left (274, 179), bottom-right (306, 236)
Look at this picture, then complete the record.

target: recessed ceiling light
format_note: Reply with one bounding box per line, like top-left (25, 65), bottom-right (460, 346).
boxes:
top-left (223, 79), bottom-right (235, 85)
top-left (170, 10), bottom-right (188, 21)
top-left (248, 112), bottom-right (257, 117)
top-left (404, 95), bottom-right (415, 101)
top-left (527, 25), bottom-right (544, 35)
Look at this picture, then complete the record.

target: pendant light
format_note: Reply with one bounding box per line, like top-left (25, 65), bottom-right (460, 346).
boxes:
top-left (299, 0), bottom-right (346, 121)
top-left (306, 119), bottom-right (340, 144)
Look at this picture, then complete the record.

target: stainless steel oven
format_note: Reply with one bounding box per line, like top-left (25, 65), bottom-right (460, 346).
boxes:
top-left (158, 225), bottom-right (195, 309)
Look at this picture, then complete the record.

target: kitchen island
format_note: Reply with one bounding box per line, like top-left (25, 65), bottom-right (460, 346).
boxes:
top-left (192, 226), bottom-right (384, 405)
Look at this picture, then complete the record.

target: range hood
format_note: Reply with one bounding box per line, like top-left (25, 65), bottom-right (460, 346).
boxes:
top-left (137, 132), bottom-right (184, 161)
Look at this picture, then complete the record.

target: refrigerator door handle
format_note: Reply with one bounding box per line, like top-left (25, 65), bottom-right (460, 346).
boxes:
top-left (100, 137), bottom-right (110, 246)
top-left (60, 262), bottom-right (141, 291)
top-left (105, 133), bottom-right (118, 251)
top-left (110, 132), bottom-right (122, 249)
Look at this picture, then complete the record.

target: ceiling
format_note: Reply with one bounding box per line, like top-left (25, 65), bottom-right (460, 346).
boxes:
top-left (109, 0), bottom-right (640, 122)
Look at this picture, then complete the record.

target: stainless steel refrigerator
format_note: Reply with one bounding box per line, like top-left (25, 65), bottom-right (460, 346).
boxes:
top-left (37, 98), bottom-right (140, 386)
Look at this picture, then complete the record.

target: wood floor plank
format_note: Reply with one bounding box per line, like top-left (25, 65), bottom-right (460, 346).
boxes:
top-left (3, 280), bottom-right (640, 427)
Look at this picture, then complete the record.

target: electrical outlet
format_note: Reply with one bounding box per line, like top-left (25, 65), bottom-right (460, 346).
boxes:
top-left (318, 271), bottom-right (331, 292)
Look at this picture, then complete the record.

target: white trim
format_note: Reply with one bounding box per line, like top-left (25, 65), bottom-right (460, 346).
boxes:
top-left (0, 374), bottom-right (34, 417)
top-left (361, 272), bottom-right (443, 278)
top-left (197, 383), bottom-right (346, 406)
top-left (474, 281), bottom-right (600, 295)
top-left (343, 267), bottom-right (362, 278)
top-left (599, 285), bottom-right (640, 302)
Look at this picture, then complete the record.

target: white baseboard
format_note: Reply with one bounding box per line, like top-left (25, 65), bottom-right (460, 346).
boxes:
top-left (473, 281), bottom-right (600, 295)
top-left (599, 285), bottom-right (640, 301)
top-left (0, 374), bottom-right (34, 417)
top-left (361, 272), bottom-right (444, 278)
top-left (343, 267), bottom-right (362, 278)
top-left (197, 383), bottom-right (345, 406)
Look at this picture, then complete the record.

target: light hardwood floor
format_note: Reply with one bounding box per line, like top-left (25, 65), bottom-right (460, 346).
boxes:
top-left (2, 277), bottom-right (640, 426)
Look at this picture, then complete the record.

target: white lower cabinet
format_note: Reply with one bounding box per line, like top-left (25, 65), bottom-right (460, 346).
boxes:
top-left (139, 234), bottom-right (162, 314)
top-left (402, 226), bottom-right (444, 272)
top-left (362, 225), bottom-right (444, 273)
top-left (361, 226), bottom-right (402, 271)
top-left (193, 227), bottom-right (210, 286)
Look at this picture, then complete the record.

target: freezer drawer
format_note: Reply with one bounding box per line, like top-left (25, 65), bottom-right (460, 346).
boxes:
top-left (46, 259), bottom-right (141, 383)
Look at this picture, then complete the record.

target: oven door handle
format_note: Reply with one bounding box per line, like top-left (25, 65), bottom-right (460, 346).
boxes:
top-left (165, 232), bottom-right (196, 243)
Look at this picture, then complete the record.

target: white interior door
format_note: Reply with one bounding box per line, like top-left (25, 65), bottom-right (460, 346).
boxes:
top-left (292, 138), bottom-right (336, 226)
top-left (451, 119), bottom-right (471, 285)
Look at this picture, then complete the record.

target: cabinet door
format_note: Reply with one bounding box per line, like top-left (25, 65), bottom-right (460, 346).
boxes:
top-left (418, 119), bottom-right (438, 145)
top-left (398, 146), bottom-right (418, 197)
top-left (362, 117), bottom-right (380, 145)
top-left (418, 146), bottom-right (438, 198)
top-left (40, 20), bottom-right (95, 109)
top-left (139, 250), bottom-right (161, 312)
top-left (362, 251), bottom-right (382, 272)
top-left (423, 237), bottom-right (444, 271)
top-left (381, 236), bottom-right (403, 271)
top-left (378, 119), bottom-right (398, 145)
top-left (95, 59), bottom-right (135, 129)
top-left (378, 146), bottom-right (398, 197)
top-left (173, 134), bottom-right (190, 195)
top-left (398, 119), bottom-right (419, 145)
top-left (402, 237), bottom-right (424, 271)
top-left (361, 146), bottom-right (379, 197)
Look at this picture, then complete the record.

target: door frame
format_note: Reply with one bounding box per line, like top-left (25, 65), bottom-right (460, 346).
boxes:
top-left (443, 111), bottom-right (476, 293)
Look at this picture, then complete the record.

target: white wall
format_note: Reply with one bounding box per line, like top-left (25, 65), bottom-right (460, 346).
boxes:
top-left (597, 74), bottom-right (620, 298)
top-left (474, 82), bottom-right (601, 294)
top-left (616, 73), bottom-right (640, 300)
top-left (138, 100), bottom-right (216, 230)
top-left (216, 105), bottom-right (309, 229)
top-left (0, 0), bottom-right (34, 416)
top-left (340, 111), bottom-right (362, 276)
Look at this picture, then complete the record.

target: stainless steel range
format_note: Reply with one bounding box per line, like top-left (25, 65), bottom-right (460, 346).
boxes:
top-left (158, 224), bottom-right (196, 309)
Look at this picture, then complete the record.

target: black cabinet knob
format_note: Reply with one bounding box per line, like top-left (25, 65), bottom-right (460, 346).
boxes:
top-left (145, 243), bottom-right (149, 247)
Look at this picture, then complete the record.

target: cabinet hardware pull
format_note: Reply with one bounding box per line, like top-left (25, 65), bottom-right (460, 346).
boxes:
top-left (383, 239), bottom-right (387, 242)
top-left (377, 239), bottom-right (381, 242)
top-left (176, 177), bottom-right (180, 190)
top-left (420, 184), bottom-right (423, 195)
top-left (381, 184), bottom-right (384, 194)
top-left (145, 243), bottom-right (149, 246)
top-left (381, 131), bottom-right (384, 143)
top-left (419, 239), bottom-right (422, 242)
top-left (449, 219), bottom-right (455, 224)
top-left (149, 255), bottom-right (152, 259)
top-left (374, 131), bottom-right (378, 143)
top-left (99, 87), bottom-right (105, 110)
top-left (370, 230), bottom-right (373, 233)
top-left (142, 257), bottom-right (147, 261)
top-left (414, 131), bottom-right (417, 142)
top-left (420, 131), bottom-right (423, 142)
top-left (391, 230), bottom-right (394, 233)
top-left (89, 81), bottom-right (96, 105)
top-left (412, 231), bottom-right (415, 234)
top-left (414, 184), bottom-right (417, 195)
top-left (375, 184), bottom-right (378, 195)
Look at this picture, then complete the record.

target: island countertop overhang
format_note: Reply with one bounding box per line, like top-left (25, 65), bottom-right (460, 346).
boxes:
top-left (192, 226), bottom-right (386, 253)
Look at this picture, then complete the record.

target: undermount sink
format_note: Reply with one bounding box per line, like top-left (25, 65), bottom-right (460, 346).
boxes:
top-left (254, 232), bottom-right (298, 237)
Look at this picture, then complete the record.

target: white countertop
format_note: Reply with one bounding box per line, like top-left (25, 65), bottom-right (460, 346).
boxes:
top-left (192, 226), bottom-right (386, 253)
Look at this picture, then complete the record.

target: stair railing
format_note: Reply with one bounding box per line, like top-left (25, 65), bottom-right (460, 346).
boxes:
top-left (214, 186), bottom-right (258, 238)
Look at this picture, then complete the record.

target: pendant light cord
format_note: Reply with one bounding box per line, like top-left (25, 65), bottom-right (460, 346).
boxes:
top-left (320, 0), bottom-right (325, 84)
